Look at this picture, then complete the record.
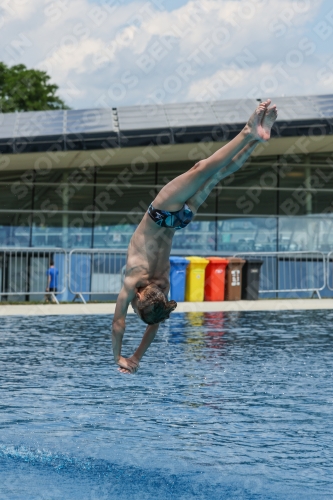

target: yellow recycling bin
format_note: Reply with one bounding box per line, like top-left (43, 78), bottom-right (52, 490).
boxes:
top-left (185, 257), bottom-right (209, 302)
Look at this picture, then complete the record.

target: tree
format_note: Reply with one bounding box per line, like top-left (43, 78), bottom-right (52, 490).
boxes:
top-left (0, 62), bottom-right (69, 113)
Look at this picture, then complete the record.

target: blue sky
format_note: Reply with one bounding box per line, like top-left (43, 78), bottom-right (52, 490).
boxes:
top-left (0, 0), bottom-right (332, 109)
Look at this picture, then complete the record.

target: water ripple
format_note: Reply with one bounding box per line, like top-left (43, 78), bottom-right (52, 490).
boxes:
top-left (0, 311), bottom-right (332, 499)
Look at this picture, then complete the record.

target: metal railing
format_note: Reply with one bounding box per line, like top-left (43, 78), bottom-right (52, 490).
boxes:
top-left (68, 249), bottom-right (128, 303)
top-left (327, 251), bottom-right (333, 292)
top-left (0, 248), bottom-right (331, 303)
top-left (0, 248), bottom-right (67, 304)
top-left (234, 251), bottom-right (326, 299)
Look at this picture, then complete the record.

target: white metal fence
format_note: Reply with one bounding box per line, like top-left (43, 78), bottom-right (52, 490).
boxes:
top-left (234, 251), bottom-right (326, 299)
top-left (68, 249), bottom-right (127, 303)
top-left (328, 251), bottom-right (333, 292)
top-left (0, 248), bottom-right (332, 303)
top-left (0, 248), bottom-right (67, 303)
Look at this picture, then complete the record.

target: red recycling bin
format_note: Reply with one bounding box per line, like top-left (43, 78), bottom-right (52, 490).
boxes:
top-left (204, 257), bottom-right (229, 301)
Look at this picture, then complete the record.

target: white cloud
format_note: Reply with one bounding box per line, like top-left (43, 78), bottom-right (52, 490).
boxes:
top-left (40, 38), bottom-right (106, 80)
top-left (0, 0), bottom-right (41, 20)
top-left (0, 0), bottom-right (329, 109)
top-left (187, 62), bottom-right (305, 103)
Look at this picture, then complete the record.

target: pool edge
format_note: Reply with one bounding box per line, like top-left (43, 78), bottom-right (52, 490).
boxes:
top-left (0, 299), bottom-right (332, 316)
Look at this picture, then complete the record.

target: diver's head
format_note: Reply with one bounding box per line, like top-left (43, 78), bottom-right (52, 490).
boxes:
top-left (132, 284), bottom-right (177, 325)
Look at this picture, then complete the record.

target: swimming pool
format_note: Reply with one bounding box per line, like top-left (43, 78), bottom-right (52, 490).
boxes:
top-left (0, 311), bottom-right (332, 499)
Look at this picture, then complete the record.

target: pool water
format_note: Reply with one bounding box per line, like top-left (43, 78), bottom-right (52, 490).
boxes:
top-left (0, 311), bottom-right (332, 499)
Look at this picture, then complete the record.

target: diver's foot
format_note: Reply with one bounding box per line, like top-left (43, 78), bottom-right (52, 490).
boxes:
top-left (244, 99), bottom-right (271, 142)
top-left (261, 105), bottom-right (278, 141)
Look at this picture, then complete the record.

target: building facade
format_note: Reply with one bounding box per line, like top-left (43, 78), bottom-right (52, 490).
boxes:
top-left (0, 95), bottom-right (333, 255)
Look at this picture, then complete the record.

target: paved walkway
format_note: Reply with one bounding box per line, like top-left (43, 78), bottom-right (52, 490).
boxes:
top-left (0, 299), bottom-right (332, 316)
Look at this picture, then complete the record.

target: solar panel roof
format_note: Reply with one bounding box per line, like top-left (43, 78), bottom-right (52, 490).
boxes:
top-left (0, 94), bottom-right (332, 152)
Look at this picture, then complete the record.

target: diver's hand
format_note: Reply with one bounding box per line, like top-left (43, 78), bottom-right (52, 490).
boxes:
top-left (117, 355), bottom-right (139, 374)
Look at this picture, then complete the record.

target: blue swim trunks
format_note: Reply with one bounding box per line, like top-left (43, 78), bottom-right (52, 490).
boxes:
top-left (148, 203), bottom-right (194, 230)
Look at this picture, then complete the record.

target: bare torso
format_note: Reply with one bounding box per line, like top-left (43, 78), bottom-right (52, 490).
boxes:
top-left (124, 213), bottom-right (175, 293)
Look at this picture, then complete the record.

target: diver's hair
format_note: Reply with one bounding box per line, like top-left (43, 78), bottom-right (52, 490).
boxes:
top-left (137, 284), bottom-right (177, 325)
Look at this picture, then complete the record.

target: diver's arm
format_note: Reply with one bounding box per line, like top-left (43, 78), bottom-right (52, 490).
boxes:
top-left (112, 280), bottom-right (136, 367)
top-left (131, 279), bottom-right (167, 362)
top-left (131, 279), bottom-right (167, 361)
top-left (133, 323), bottom-right (160, 362)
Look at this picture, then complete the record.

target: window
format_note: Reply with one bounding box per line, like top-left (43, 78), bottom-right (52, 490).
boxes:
top-left (97, 163), bottom-right (156, 186)
top-left (218, 188), bottom-right (277, 216)
top-left (0, 171), bottom-right (32, 210)
top-left (93, 214), bottom-right (136, 249)
top-left (0, 212), bottom-right (30, 247)
top-left (31, 212), bottom-right (92, 248)
top-left (217, 217), bottom-right (277, 252)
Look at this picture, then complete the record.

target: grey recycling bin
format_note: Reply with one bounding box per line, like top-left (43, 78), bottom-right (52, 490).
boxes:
top-left (241, 259), bottom-right (263, 300)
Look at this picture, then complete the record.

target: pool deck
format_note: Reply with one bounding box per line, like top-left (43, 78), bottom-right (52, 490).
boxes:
top-left (0, 299), bottom-right (332, 316)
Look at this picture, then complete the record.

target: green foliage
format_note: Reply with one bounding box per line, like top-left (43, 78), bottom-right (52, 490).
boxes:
top-left (0, 62), bottom-right (69, 113)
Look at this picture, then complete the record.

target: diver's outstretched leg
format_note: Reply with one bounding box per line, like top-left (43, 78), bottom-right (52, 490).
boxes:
top-left (187, 140), bottom-right (258, 212)
top-left (187, 105), bottom-right (278, 211)
top-left (153, 100), bottom-right (276, 212)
